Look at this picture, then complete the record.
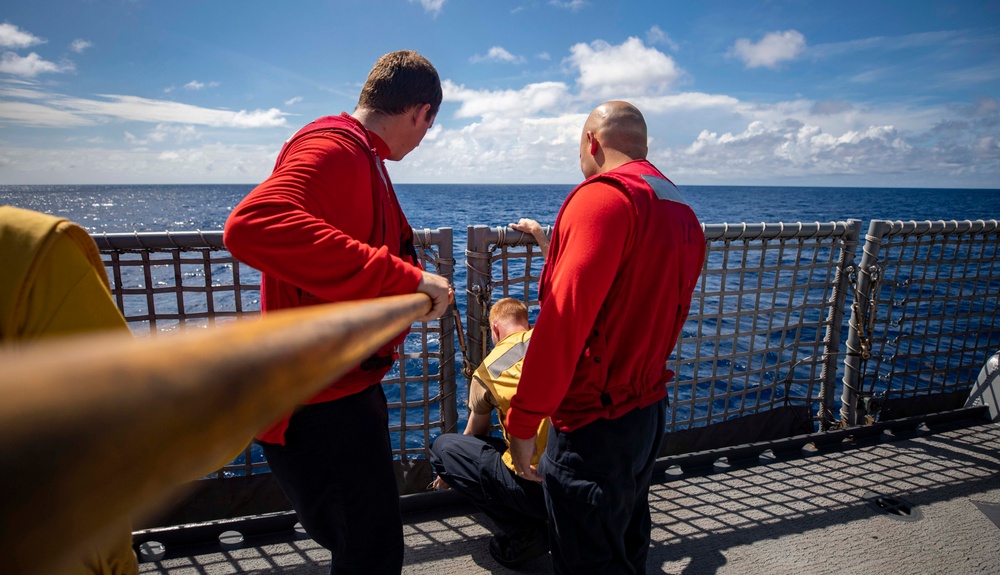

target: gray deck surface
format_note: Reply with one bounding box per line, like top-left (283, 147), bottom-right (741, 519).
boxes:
top-left (138, 420), bottom-right (1000, 575)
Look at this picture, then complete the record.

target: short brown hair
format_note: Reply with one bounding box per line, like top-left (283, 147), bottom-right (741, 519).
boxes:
top-left (489, 297), bottom-right (529, 326)
top-left (358, 50), bottom-right (442, 119)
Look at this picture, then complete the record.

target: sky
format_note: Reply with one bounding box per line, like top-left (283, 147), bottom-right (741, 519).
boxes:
top-left (1, 0), bottom-right (999, 188)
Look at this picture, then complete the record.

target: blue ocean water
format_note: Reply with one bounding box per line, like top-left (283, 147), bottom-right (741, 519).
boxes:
top-left (2, 184), bottom-right (998, 465)
top-left (5, 184), bottom-right (998, 304)
top-left (3, 183), bottom-right (999, 234)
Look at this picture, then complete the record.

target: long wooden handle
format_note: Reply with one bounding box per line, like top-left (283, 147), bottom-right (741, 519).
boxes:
top-left (0, 293), bottom-right (431, 575)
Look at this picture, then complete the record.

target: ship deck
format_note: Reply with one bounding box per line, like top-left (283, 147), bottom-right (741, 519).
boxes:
top-left (137, 418), bottom-right (1000, 575)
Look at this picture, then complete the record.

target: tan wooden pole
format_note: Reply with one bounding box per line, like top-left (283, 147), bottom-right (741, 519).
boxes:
top-left (0, 293), bottom-right (431, 575)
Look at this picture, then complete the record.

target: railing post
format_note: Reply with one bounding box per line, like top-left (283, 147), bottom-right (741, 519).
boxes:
top-left (819, 220), bottom-right (861, 429)
top-left (466, 225), bottom-right (494, 378)
top-left (435, 228), bottom-right (458, 434)
top-left (841, 220), bottom-right (893, 425)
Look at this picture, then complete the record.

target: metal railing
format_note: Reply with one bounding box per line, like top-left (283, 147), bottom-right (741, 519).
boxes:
top-left (466, 221), bottom-right (863, 456)
top-left (841, 219), bottom-right (1000, 424)
top-left (88, 219), bottom-right (998, 497)
top-left (92, 231), bottom-right (258, 334)
top-left (93, 229), bottom-right (457, 487)
top-left (465, 219), bottom-right (997, 459)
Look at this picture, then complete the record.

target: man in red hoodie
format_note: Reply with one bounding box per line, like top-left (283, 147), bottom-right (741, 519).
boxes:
top-left (223, 50), bottom-right (452, 574)
top-left (506, 101), bottom-right (706, 574)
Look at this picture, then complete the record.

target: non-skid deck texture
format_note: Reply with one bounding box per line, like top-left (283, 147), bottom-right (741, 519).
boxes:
top-left (139, 421), bottom-right (1000, 575)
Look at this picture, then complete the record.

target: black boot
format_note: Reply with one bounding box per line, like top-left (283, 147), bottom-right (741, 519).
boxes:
top-left (488, 526), bottom-right (549, 569)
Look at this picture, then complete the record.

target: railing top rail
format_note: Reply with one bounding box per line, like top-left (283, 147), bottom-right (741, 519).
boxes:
top-left (702, 220), bottom-right (859, 241)
top-left (469, 220), bottom-right (859, 248)
top-left (870, 218), bottom-right (999, 237)
top-left (93, 227), bottom-right (454, 251)
top-left (93, 230), bottom-right (225, 251)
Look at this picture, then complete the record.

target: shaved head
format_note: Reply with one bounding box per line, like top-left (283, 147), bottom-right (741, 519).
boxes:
top-left (579, 101), bottom-right (649, 177)
top-left (585, 101), bottom-right (648, 160)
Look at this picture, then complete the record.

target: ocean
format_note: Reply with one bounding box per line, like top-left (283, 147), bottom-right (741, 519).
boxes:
top-left (3, 183), bottom-right (1000, 234)
top-left (4, 183), bottom-right (998, 315)
top-left (4, 183), bottom-right (999, 308)
top-left (2, 184), bottom-right (998, 465)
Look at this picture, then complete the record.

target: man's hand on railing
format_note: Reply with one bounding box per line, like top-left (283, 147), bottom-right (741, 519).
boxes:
top-left (509, 218), bottom-right (549, 259)
top-left (416, 271), bottom-right (454, 323)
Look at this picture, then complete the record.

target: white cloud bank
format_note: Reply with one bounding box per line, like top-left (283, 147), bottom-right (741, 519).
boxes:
top-left (1, 35), bottom-right (997, 188)
top-left (393, 37), bottom-right (1000, 187)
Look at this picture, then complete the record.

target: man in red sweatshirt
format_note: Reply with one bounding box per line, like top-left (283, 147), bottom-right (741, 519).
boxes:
top-left (223, 50), bottom-right (452, 575)
top-left (506, 101), bottom-right (706, 574)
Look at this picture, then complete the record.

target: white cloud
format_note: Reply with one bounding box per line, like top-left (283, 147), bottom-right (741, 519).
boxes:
top-left (669, 119), bottom-right (914, 181)
top-left (550, 0), bottom-right (586, 11)
top-left (730, 30), bottom-right (806, 69)
top-left (0, 142), bottom-right (279, 184)
top-left (567, 37), bottom-right (682, 98)
top-left (70, 39), bottom-right (93, 53)
top-left (0, 86), bottom-right (288, 128)
top-left (811, 100), bottom-right (854, 116)
top-left (409, 0), bottom-right (446, 15)
top-left (183, 80), bottom-right (219, 91)
top-left (0, 52), bottom-right (74, 77)
top-left (82, 94), bottom-right (283, 127)
top-left (471, 46), bottom-right (525, 65)
top-left (393, 112), bottom-right (586, 183)
top-left (630, 92), bottom-right (741, 114)
top-left (427, 48), bottom-right (999, 187)
top-left (444, 79), bottom-right (571, 119)
top-left (2, 30), bottom-right (996, 188)
top-left (808, 31), bottom-right (960, 60)
top-left (0, 23), bottom-right (45, 49)
top-left (125, 123), bottom-right (202, 146)
top-left (646, 26), bottom-right (679, 52)
top-left (0, 99), bottom-right (94, 127)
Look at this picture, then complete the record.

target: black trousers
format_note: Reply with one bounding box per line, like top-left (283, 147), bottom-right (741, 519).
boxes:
top-left (259, 384), bottom-right (403, 575)
top-left (541, 398), bottom-right (667, 575)
top-left (429, 433), bottom-right (547, 538)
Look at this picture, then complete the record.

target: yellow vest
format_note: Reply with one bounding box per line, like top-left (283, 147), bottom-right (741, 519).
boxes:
top-left (474, 329), bottom-right (549, 471)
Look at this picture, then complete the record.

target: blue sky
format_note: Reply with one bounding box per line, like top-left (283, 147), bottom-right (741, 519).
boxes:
top-left (1, 0), bottom-right (998, 187)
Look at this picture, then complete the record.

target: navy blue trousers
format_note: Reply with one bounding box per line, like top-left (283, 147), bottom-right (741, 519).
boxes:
top-left (259, 384), bottom-right (403, 575)
top-left (429, 433), bottom-right (547, 538)
top-left (540, 397), bottom-right (667, 575)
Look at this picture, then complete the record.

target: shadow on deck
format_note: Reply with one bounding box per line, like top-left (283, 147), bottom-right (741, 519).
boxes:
top-left (138, 418), bottom-right (1000, 575)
